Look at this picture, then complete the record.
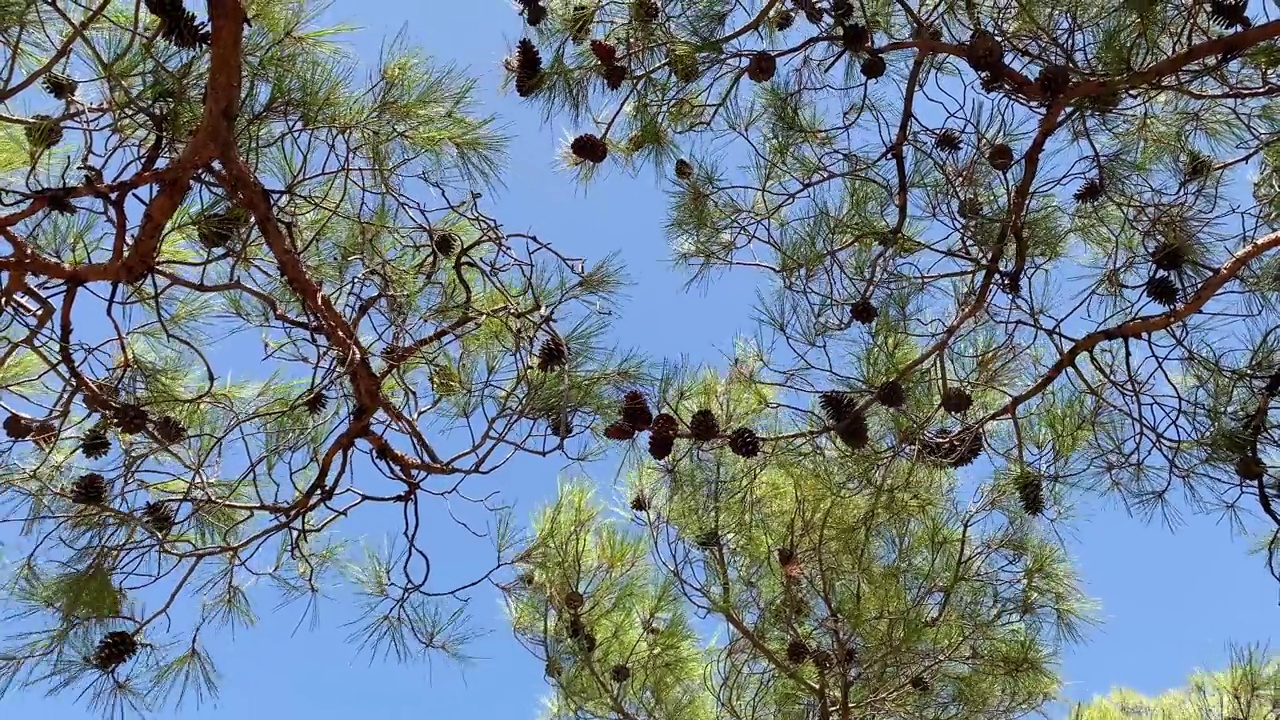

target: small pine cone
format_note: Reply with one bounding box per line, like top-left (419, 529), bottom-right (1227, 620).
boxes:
top-left (688, 409), bottom-right (720, 442)
top-left (80, 425), bottom-right (111, 459)
top-left (547, 413), bottom-right (573, 438)
top-left (746, 51), bottom-right (777, 83)
top-left (860, 53), bottom-right (886, 80)
top-left (536, 336), bottom-right (569, 371)
top-left (771, 8), bottom-right (795, 31)
top-left (303, 391), bottom-right (328, 416)
top-left (834, 413), bottom-right (869, 450)
top-left (875, 380), bottom-right (906, 409)
top-left (694, 529), bottom-right (720, 548)
top-left (141, 501), bottom-right (176, 536)
top-left (514, 38), bottom-right (543, 98)
top-left (987, 143), bottom-right (1015, 172)
top-left (1185, 151), bottom-right (1214, 180)
top-left (1144, 273), bottom-right (1178, 308)
top-left (842, 22), bottom-right (869, 52)
top-left (910, 675), bottom-right (931, 692)
top-left (433, 231), bottom-right (460, 256)
top-left (604, 421), bottom-right (636, 441)
top-left (728, 427), bottom-right (761, 458)
top-left (1236, 455), bottom-right (1266, 481)
top-left (630, 492), bottom-right (649, 512)
top-left (1016, 472), bottom-right (1045, 516)
top-left (621, 390), bottom-right (653, 431)
top-left (1150, 239), bottom-right (1188, 272)
top-left (42, 72), bottom-right (77, 100)
top-left (3, 413), bottom-right (34, 440)
top-left (523, 1), bottom-right (547, 26)
top-left (675, 158), bottom-right (694, 179)
top-left (958, 196), bottom-right (982, 220)
top-left (850, 299), bottom-right (878, 325)
top-left (776, 546), bottom-right (797, 567)
top-left (635, 0), bottom-right (660, 21)
top-left (581, 633), bottom-right (598, 653)
top-left (811, 649), bottom-right (833, 672)
top-left (1073, 177), bottom-right (1104, 204)
top-left (940, 387), bottom-right (973, 414)
top-left (152, 415), bottom-right (186, 444)
top-left (30, 420), bottom-right (58, 449)
top-left (567, 615), bottom-right (587, 639)
top-left (1207, 0), bottom-right (1252, 30)
top-left (91, 631), bottom-right (138, 671)
top-left (819, 391), bottom-right (856, 424)
top-left (571, 134), bottom-right (608, 164)
top-left (919, 426), bottom-right (984, 467)
top-left (651, 413), bottom-right (678, 436)
top-left (112, 404), bottom-right (150, 435)
top-left (602, 64), bottom-right (627, 90)
top-left (786, 639), bottom-right (810, 664)
top-left (830, 0), bottom-right (853, 22)
top-left (648, 432), bottom-right (674, 460)
top-left (1036, 65), bottom-right (1071, 98)
top-left (590, 39), bottom-right (618, 66)
top-left (24, 115), bottom-right (63, 151)
top-left (610, 664), bottom-right (631, 683)
top-left (564, 589), bottom-right (585, 611)
top-left (71, 472), bottom-right (110, 506)
top-left (966, 29), bottom-right (1004, 72)
top-left (935, 129), bottom-right (963, 154)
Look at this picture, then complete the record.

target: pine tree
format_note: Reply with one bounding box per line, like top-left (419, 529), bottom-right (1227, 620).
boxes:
top-left (510, 0), bottom-right (1280, 584)
top-left (0, 1), bottom-right (640, 712)
top-left (506, 365), bottom-right (1091, 720)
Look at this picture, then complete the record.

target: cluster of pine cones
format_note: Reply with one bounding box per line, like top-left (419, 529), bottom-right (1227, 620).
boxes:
top-left (601, 391), bottom-right (762, 461)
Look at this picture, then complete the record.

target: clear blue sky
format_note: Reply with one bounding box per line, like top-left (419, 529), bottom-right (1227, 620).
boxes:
top-left (6, 1), bottom-right (1277, 717)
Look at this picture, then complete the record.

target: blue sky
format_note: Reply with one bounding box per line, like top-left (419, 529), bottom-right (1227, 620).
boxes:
top-left (5, 0), bottom-right (1278, 717)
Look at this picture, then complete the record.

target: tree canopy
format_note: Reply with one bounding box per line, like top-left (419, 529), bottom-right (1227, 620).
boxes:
top-left (507, 0), bottom-right (1280, 577)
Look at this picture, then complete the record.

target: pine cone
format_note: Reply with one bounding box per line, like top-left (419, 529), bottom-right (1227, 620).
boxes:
top-left (303, 391), bottom-right (328, 416)
top-left (547, 413), bottom-right (573, 438)
top-left (648, 432), bottom-right (674, 460)
top-left (621, 390), bottom-right (653, 431)
top-left (24, 115), bottom-right (63, 150)
top-left (196, 210), bottom-right (249, 249)
top-left (860, 53), bottom-right (886, 80)
top-left (935, 129), bottom-right (963, 154)
top-left (987, 143), bottom-right (1015, 172)
top-left (42, 72), bottom-right (77, 100)
top-left (571, 134), bottom-right (608, 164)
top-left (1150, 239), bottom-right (1188, 272)
top-left (80, 424), bottom-right (111, 459)
top-left (536, 336), bottom-right (568, 371)
top-left (850, 299), bottom-right (878, 324)
top-left (675, 159), bottom-right (694, 179)
top-left (1207, 0), bottom-right (1251, 30)
top-left (3, 413), bottom-right (33, 440)
top-left (30, 420), bottom-right (58, 449)
top-left (141, 501), bottom-right (176, 536)
top-left (688, 409), bottom-right (720, 442)
top-left (1015, 472), bottom-right (1046, 516)
top-left (610, 664), bottom-right (631, 683)
top-left (1144, 273), bottom-right (1178, 308)
top-left (91, 631), bottom-right (138, 671)
top-left (590, 40), bottom-right (619, 66)
top-left (604, 421), bottom-right (636, 440)
top-left (651, 413), bottom-right (679, 437)
top-left (966, 29), bottom-right (1004, 72)
top-left (112, 404), bottom-right (150, 435)
top-left (834, 413), bottom-right (869, 450)
top-left (152, 415), bottom-right (186, 444)
top-left (634, 0), bottom-right (660, 21)
top-left (564, 589), bottom-right (585, 611)
top-left (602, 64), bottom-right (627, 90)
top-left (521, 0), bottom-right (547, 26)
top-left (630, 492), bottom-right (650, 512)
top-left (875, 380), bottom-right (906, 409)
top-left (786, 639), bottom-right (810, 664)
top-left (1185, 151), bottom-right (1214, 180)
top-left (581, 632), bottom-right (598, 653)
top-left (71, 473), bottom-right (110, 506)
top-left (433, 231), bottom-right (460, 256)
top-left (819, 391), bottom-right (857, 424)
top-left (746, 51), bottom-right (777, 83)
top-left (842, 22), bottom-right (869, 52)
top-left (514, 39), bottom-right (543, 98)
top-left (919, 426), bottom-right (984, 467)
top-left (940, 387), bottom-right (973, 414)
top-left (811, 649), bottom-right (834, 672)
top-left (728, 427), bottom-right (761, 458)
top-left (830, 0), bottom-right (853, 22)
top-left (910, 675), bottom-right (932, 692)
top-left (1236, 455), bottom-right (1266, 481)
top-left (1073, 177), bottom-right (1104, 204)
top-left (1036, 65), bottom-right (1071, 98)
top-left (958, 196), bottom-right (983, 219)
